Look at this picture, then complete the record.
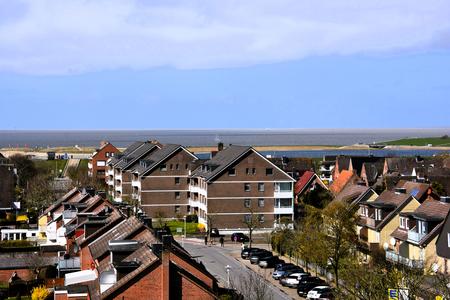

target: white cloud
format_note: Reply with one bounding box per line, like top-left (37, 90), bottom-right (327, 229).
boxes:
top-left (0, 0), bottom-right (449, 74)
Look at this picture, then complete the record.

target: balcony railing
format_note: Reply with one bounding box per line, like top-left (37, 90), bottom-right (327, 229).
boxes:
top-left (385, 250), bottom-right (424, 269)
top-left (407, 231), bottom-right (427, 243)
top-left (358, 216), bottom-right (375, 227)
top-left (274, 206), bottom-right (293, 214)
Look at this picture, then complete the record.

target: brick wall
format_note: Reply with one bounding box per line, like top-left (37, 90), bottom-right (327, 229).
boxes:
top-left (0, 269), bottom-right (33, 283)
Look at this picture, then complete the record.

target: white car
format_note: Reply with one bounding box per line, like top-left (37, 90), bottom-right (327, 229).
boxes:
top-left (280, 272), bottom-right (311, 288)
top-left (306, 286), bottom-right (333, 299)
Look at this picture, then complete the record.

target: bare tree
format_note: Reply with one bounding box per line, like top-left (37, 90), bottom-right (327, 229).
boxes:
top-left (243, 208), bottom-right (260, 249)
top-left (24, 174), bottom-right (56, 212)
top-left (231, 269), bottom-right (273, 300)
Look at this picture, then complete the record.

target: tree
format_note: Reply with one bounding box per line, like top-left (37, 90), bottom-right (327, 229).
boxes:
top-left (24, 174), bottom-right (56, 213)
top-left (10, 154), bottom-right (37, 188)
top-left (231, 269), bottom-right (273, 300)
top-left (243, 208), bottom-right (260, 249)
top-left (321, 201), bottom-right (358, 289)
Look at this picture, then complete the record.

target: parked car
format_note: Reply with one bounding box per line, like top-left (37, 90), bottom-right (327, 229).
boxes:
top-left (278, 269), bottom-right (307, 282)
top-left (258, 256), bottom-right (283, 268)
top-left (280, 272), bottom-right (311, 287)
top-left (231, 232), bottom-right (250, 242)
top-left (241, 248), bottom-right (261, 259)
top-left (306, 286), bottom-right (334, 300)
top-left (297, 277), bottom-right (326, 297)
top-left (272, 266), bottom-right (303, 280)
top-left (274, 262), bottom-right (295, 270)
top-left (249, 250), bottom-right (272, 264)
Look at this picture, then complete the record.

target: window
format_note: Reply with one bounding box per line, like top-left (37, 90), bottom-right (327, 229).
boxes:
top-left (228, 168), bottom-right (236, 176)
top-left (170, 164), bottom-right (173, 170)
top-left (275, 182), bottom-right (291, 192)
top-left (176, 164), bottom-right (179, 170)
top-left (97, 161), bottom-right (106, 167)
top-left (244, 199), bottom-right (251, 208)
top-left (418, 221), bottom-right (428, 234)
top-left (400, 217), bottom-right (409, 229)
top-left (175, 192), bottom-right (181, 199)
top-left (246, 168), bottom-right (256, 175)
top-left (375, 209), bottom-right (382, 221)
top-left (266, 168), bottom-right (273, 175)
top-left (448, 233), bottom-right (450, 248)
top-left (360, 206), bottom-right (368, 217)
top-left (160, 164), bottom-right (167, 171)
top-left (258, 183), bottom-right (265, 192)
top-left (106, 152), bottom-right (110, 157)
top-left (244, 183), bottom-right (251, 192)
top-left (175, 206), bottom-right (180, 213)
top-left (258, 215), bottom-right (265, 223)
top-left (175, 177), bottom-right (180, 185)
top-left (111, 153), bottom-right (115, 157)
top-left (258, 198), bottom-right (264, 207)
top-left (244, 214), bottom-right (251, 223)
top-left (185, 164), bottom-right (189, 170)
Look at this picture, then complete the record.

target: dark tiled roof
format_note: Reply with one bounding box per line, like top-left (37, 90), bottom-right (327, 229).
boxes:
top-left (192, 145), bottom-right (252, 181)
top-left (371, 190), bottom-right (411, 208)
top-left (411, 199), bottom-right (450, 222)
top-left (114, 142), bottom-right (159, 170)
top-left (396, 180), bottom-right (430, 201)
top-left (42, 187), bottom-right (80, 215)
top-left (362, 163), bottom-right (379, 183)
top-left (334, 184), bottom-right (370, 203)
top-left (77, 209), bottom-right (124, 247)
top-left (88, 216), bottom-right (145, 260)
top-left (0, 255), bottom-right (57, 269)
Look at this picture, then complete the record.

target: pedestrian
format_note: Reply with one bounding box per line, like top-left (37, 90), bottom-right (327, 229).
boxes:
top-left (204, 235), bottom-right (208, 246)
top-left (220, 236), bottom-right (224, 247)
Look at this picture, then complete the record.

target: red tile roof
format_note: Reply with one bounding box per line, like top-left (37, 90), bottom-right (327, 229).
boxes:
top-left (294, 171), bottom-right (315, 195)
top-left (330, 170), bottom-right (355, 195)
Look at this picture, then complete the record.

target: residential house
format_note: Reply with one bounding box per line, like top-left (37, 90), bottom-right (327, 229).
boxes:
top-left (269, 157), bottom-right (315, 180)
top-left (189, 145), bottom-right (295, 231)
top-left (333, 155), bottom-right (384, 185)
top-left (106, 141), bottom-right (161, 202)
top-left (436, 196), bottom-right (450, 274)
top-left (333, 183), bottom-right (378, 207)
top-left (329, 170), bottom-right (358, 195)
top-left (88, 142), bottom-right (120, 181)
top-left (130, 144), bottom-right (198, 218)
top-left (386, 196), bottom-right (450, 270)
top-left (318, 156), bottom-right (336, 185)
top-left (294, 171), bottom-right (328, 201)
top-left (357, 186), bottom-right (421, 254)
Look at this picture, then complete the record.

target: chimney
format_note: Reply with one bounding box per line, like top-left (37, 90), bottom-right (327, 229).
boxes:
top-left (100, 140), bottom-right (108, 148)
top-left (218, 142), bottom-right (224, 151)
top-left (96, 190), bottom-right (107, 199)
top-left (161, 235), bottom-right (171, 300)
top-left (395, 187), bottom-right (407, 194)
top-left (440, 196), bottom-right (450, 203)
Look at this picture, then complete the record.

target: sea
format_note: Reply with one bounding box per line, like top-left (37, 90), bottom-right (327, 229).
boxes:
top-left (0, 129), bottom-right (449, 158)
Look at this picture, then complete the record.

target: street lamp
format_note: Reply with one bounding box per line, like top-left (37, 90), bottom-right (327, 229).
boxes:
top-left (225, 265), bottom-right (231, 288)
top-left (183, 215), bottom-right (187, 247)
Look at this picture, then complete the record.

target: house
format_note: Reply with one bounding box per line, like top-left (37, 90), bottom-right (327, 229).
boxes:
top-left (88, 142), bottom-right (120, 181)
top-left (129, 144), bottom-right (198, 218)
top-left (106, 141), bottom-right (161, 202)
top-left (333, 184), bottom-right (378, 207)
top-left (329, 170), bottom-right (358, 195)
top-left (69, 216), bottom-right (217, 299)
top-left (436, 196), bottom-right (450, 274)
top-left (386, 196), bottom-right (450, 271)
top-left (333, 156), bottom-right (384, 185)
top-left (268, 157), bottom-right (315, 180)
top-left (294, 171), bottom-right (328, 200)
top-left (189, 145), bottom-right (296, 231)
top-left (357, 185), bottom-right (421, 253)
top-left (318, 156), bottom-right (336, 185)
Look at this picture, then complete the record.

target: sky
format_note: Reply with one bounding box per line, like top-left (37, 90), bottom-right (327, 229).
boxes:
top-left (0, 0), bottom-right (450, 129)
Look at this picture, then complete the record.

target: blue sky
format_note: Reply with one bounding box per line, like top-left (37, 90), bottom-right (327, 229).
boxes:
top-left (0, 1), bottom-right (450, 129)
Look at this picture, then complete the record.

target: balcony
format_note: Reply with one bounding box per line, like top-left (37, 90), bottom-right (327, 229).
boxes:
top-left (319, 166), bottom-right (334, 172)
top-left (107, 168), bottom-right (114, 176)
top-left (274, 206), bottom-right (293, 214)
top-left (131, 179), bottom-right (141, 189)
top-left (88, 162), bottom-right (93, 169)
top-left (189, 185), bottom-right (207, 196)
top-left (115, 172), bottom-right (122, 181)
top-left (407, 231), bottom-right (427, 243)
top-left (131, 194), bottom-right (140, 200)
top-left (115, 180), bottom-right (121, 187)
top-left (385, 250), bottom-right (424, 269)
top-left (358, 216), bottom-right (375, 227)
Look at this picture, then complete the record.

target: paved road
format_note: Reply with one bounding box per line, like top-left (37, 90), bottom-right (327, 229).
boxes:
top-left (182, 241), bottom-right (293, 300)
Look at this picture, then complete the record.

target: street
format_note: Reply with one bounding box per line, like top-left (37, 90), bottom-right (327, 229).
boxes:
top-left (182, 240), bottom-right (295, 300)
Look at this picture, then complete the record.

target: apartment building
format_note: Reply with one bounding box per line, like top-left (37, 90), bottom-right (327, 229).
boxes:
top-left (88, 142), bottom-right (120, 180)
top-left (106, 141), bottom-right (161, 202)
top-left (130, 144), bottom-right (198, 218)
top-left (189, 145), bottom-right (295, 232)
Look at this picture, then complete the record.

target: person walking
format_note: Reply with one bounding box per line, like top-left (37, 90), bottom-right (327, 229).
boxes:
top-left (204, 235), bottom-right (208, 246)
top-left (219, 236), bottom-right (224, 247)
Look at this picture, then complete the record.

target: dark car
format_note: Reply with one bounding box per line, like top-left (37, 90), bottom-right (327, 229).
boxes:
top-left (258, 256), bottom-right (283, 268)
top-left (231, 232), bottom-right (250, 242)
top-left (274, 262), bottom-right (295, 271)
top-left (297, 277), bottom-right (326, 296)
top-left (249, 250), bottom-right (272, 264)
top-left (241, 248), bottom-right (261, 259)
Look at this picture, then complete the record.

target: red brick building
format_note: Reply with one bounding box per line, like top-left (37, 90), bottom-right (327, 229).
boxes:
top-left (88, 142), bottom-right (120, 181)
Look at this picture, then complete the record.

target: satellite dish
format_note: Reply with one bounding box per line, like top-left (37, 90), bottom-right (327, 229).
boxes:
top-left (383, 243), bottom-right (389, 251)
top-left (432, 263), bottom-right (440, 273)
top-left (390, 237), bottom-right (396, 246)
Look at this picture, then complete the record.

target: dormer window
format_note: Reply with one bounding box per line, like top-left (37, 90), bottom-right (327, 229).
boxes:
top-left (375, 209), bottom-right (382, 221)
top-left (160, 164), bottom-right (167, 171)
top-left (400, 217), bottom-right (409, 229)
top-left (228, 168), bottom-right (236, 176)
top-left (418, 220), bottom-right (428, 234)
top-left (360, 206), bottom-right (368, 217)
